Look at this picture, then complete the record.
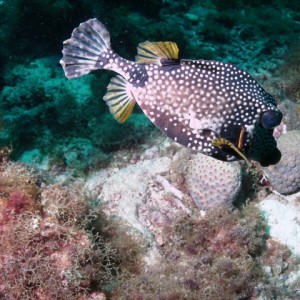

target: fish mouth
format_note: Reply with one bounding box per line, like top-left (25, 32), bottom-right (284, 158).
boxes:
top-left (258, 147), bottom-right (281, 167)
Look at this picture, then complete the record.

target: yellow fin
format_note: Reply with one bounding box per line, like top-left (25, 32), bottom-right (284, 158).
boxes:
top-left (135, 41), bottom-right (179, 65)
top-left (103, 75), bottom-right (136, 123)
top-left (212, 138), bottom-right (251, 167)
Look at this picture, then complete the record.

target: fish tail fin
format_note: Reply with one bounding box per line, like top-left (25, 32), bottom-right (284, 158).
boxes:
top-left (60, 18), bottom-right (111, 79)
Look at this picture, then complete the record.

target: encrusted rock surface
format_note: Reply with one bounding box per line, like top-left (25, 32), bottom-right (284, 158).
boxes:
top-left (259, 191), bottom-right (300, 257)
top-left (85, 156), bottom-right (174, 243)
top-left (85, 145), bottom-right (246, 247)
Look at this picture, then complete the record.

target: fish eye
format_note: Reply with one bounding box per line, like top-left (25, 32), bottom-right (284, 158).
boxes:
top-left (261, 110), bottom-right (282, 129)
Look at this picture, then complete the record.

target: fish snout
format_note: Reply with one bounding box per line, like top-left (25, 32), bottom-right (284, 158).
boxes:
top-left (259, 147), bottom-right (281, 167)
top-left (260, 110), bottom-right (283, 129)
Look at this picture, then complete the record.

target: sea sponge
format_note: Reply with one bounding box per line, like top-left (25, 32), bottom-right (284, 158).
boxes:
top-left (186, 153), bottom-right (242, 210)
top-left (264, 130), bottom-right (300, 194)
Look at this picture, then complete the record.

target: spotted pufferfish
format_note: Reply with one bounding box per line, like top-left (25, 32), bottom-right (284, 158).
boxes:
top-left (60, 18), bottom-right (282, 167)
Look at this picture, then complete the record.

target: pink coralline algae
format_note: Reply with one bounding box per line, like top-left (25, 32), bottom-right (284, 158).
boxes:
top-left (0, 161), bottom-right (118, 300)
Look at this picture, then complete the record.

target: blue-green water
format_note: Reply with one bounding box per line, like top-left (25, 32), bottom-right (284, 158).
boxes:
top-left (1, 0), bottom-right (299, 167)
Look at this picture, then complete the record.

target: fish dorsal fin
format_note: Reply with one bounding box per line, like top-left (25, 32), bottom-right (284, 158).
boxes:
top-left (136, 41), bottom-right (179, 65)
top-left (103, 75), bottom-right (136, 123)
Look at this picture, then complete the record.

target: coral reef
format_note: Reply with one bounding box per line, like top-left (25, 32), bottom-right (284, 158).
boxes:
top-left (0, 162), bottom-right (40, 223)
top-left (0, 158), bottom-right (141, 299)
top-left (0, 212), bottom-right (114, 299)
top-left (160, 0), bottom-right (299, 74)
top-left (276, 42), bottom-right (300, 102)
top-left (0, 57), bottom-right (100, 155)
top-left (264, 130), bottom-right (300, 194)
top-left (186, 153), bottom-right (242, 210)
top-left (111, 205), bottom-right (299, 299)
top-left (1, 1), bottom-right (300, 299)
top-left (263, 41), bottom-right (300, 132)
top-left (260, 239), bottom-right (300, 299)
top-left (276, 100), bottom-right (300, 133)
top-left (82, 137), bottom-right (300, 299)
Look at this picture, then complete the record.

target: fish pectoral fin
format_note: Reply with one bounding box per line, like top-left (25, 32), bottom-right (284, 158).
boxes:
top-left (212, 138), bottom-right (251, 167)
top-left (103, 75), bottom-right (136, 123)
top-left (135, 41), bottom-right (179, 65)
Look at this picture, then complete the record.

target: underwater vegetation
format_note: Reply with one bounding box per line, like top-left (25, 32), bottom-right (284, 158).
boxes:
top-left (0, 0), bottom-right (300, 165)
top-left (0, 153), bottom-right (145, 299)
top-left (0, 152), bottom-right (299, 299)
top-left (112, 207), bottom-right (300, 299)
top-left (84, 140), bottom-right (300, 299)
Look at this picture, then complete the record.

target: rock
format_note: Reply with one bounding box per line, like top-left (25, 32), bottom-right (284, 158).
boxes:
top-left (85, 151), bottom-right (196, 248)
top-left (259, 191), bottom-right (300, 256)
top-left (85, 157), bottom-right (172, 241)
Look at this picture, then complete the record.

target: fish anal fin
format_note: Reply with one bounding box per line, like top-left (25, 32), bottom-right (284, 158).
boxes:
top-left (103, 75), bottom-right (136, 123)
top-left (135, 41), bottom-right (179, 65)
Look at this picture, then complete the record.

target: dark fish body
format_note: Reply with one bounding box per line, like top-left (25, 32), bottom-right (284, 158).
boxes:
top-left (60, 19), bottom-right (282, 166)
